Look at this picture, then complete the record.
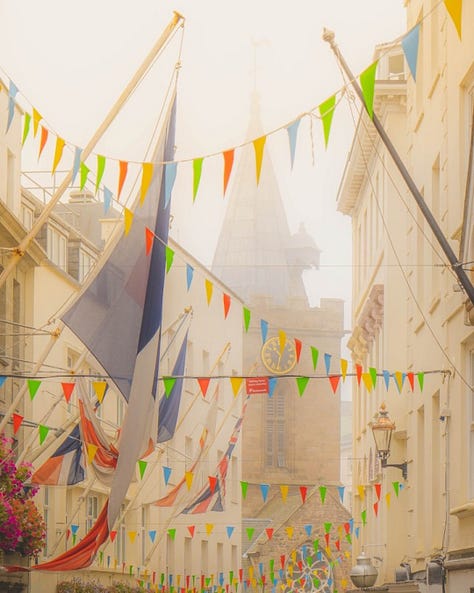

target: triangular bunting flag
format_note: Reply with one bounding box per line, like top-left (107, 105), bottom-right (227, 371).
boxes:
top-left (193, 157), bottom-right (203, 201)
top-left (165, 246), bottom-right (174, 273)
top-left (357, 485), bottom-right (365, 500)
top-left (286, 119), bottom-right (300, 169)
top-left (319, 485), bottom-right (327, 504)
top-left (385, 493), bottom-right (391, 508)
top-left (299, 486), bottom-right (307, 503)
top-left (311, 346), bottom-right (319, 370)
top-left (407, 372), bottom-right (415, 391)
top-left (329, 375), bottom-right (340, 394)
top-left (92, 381), bottom-right (107, 403)
top-left (164, 162), bottom-right (178, 208)
top-left (187, 525), bottom-right (195, 537)
top-left (268, 376), bottom-right (277, 398)
top-left (28, 379), bottom-right (41, 400)
top-left (61, 382), bottom-right (75, 403)
top-left (444, 0), bottom-right (462, 38)
top-left (12, 413), bottom-right (23, 434)
top-left (103, 186), bottom-right (113, 214)
top-left (417, 372), bottom-right (424, 391)
top-left (185, 471), bottom-right (193, 490)
top-left (72, 147), bottom-right (82, 184)
top-left (393, 481), bottom-right (400, 497)
top-left (304, 524), bottom-right (312, 537)
top-left (246, 527), bottom-right (254, 541)
top-left (296, 376), bottom-right (309, 396)
top-left (38, 126), bottom-right (49, 160)
top-left (80, 161), bottom-right (90, 191)
top-left (340, 358), bottom-right (348, 381)
top-left (369, 367), bottom-right (377, 388)
top-left (319, 95), bottom-right (336, 148)
top-left (52, 137), bottom-right (66, 174)
top-left (124, 207), bottom-right (134, 236)
top-left (260, 483), bottom-right (270, 502)
top-left (280, 484), bottom-right (288, 502)
top-left (223, 149), bottom-right (234, 195)
top-left (241, 481), bottom-right (248, 499)
top-left (253, 136), bottom-right (266, 185)
top-left (362, 373), bottom-right (373, 392)
top-left (361, 509), bottom-right (367, 525)
top-left (163, 466), bottom-right (172, 485)
top-left (198, 377), bottom-right (211, 397)
top-left (383, 370), bottom-right (390, 390)
top-left (96, 154), bottom-right (106, 195)
top-left (118, 160), bottom-right (128, 200)
top-left (294, 338), bottom-right (302, 362)
top-left (138, 459), bottom-right (147, 479)
top-left (230, 377), bottom-right (243, 397)
top-left (337, 485), bottom-right (345, 503)
top-left (359, 61), bottom-right (378, 119)
top-left (140, 163), bottom-right (154, 204)
top-left (168, 528), bottom-right (176, 540)
top-left (374, 483), bottom-right (382, 500)
top-left (87, 443), bottom-right (98, 464)
top-left (149, 530), bottom-right (157, 543)
top-left (223, 293), bottom-right (231, 319)
top-left (32, 108), bottom-right (42, 137)
top-left (145, 227), bottom-right (154, 256)
top-left (266, 528), bottom-right (274, 540)
top-left (205, 279), bottom-right (213, 305)
top-left (373, 501), bottom-right (379, 517)
top-left (401, 24), bottom-right (420, 80)
top-left (110, 530), bottom-right (117, 542)
top-left (209, 475), bottom-right (217, 493)
top-left (226, 526), bottom-right (234, 539)
top-left (163, 376), bottom-right (176, 398)
top-left (260, 319), bottom-right (268, 343)
top-left (324, 353), bottom-right (332, 374)
top-left (243, 307), bottom-right (251, 332)
top-left (39, 424), bottom-right (49, 445)
top-left (356, 363), bottom-right (363, 386)
top-left (186, 264), bottom-right (194, 290)
top-left (285, 526), bottom-right (294, 539)
top-left (22, 112), bottom-right (31, 145)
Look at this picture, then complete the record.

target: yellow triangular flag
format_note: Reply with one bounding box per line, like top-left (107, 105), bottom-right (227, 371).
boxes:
top-left (340, 358), bottom-right (348, 381)
top-left (230, 377), bottom-right (243, 397)
top-left (87, 443), bottom-right (98, 464)
top-left (128, 531), bottom-right (137, 543)
top-left (52, 137), bottom-right (65, 174)
top-left (291, 551), bottom-right (297, 562)
top-left (285, 526), bottom-right (294, 539)
top-left (140, 163), bottom-right (154, 204)
top-left (278, 330), bottom-right (286, 355)
top-left (205, 279), bottom-right (213, 305)
top-left (185, 470), bottom-right (194, 490)
top-left (395, 371), bottom-right (404, 392)
top-left (92, 381), bottom-right (107, 403)
top-left (32, 108), bottom-right (42, 137)
top-left (385, 492), bottom-right (391, 508)
top-left (253, 136), bottom-right (266, 185)
top-left (357, 484), bottom-right (365, 500)
top-left (362, 372), bottom-right (373, 392)
top-left (444, 0), bottom-right (462, 38)
top-left (206, 523), bottom-right (214, 535)
top-left (280, 484), bottom-right (289, 502)
top-left (124, 207), bottom-right (133, 235)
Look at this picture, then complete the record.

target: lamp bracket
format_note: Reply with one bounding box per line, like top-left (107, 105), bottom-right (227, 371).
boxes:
top-left (381, 458), bottom-right (408, 480)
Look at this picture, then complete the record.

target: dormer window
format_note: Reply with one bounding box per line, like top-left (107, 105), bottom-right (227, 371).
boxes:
top-left (46, 225), bottom-right (67, 270)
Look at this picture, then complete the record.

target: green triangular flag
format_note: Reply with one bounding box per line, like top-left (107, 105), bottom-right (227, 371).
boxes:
top-left (313, 578), bottom-right (320, 588)
top-left (323, 522), bottom-right (331, 534)
top-left (241, 481), bottom-right (248, 499)
top-left (311, 346), bottom-right (319, 370)
top-left (138, 459), bottom-right (147, 479)
top-left (28, 379), bottom-right (41, 400)
top-left (319, 94), bottom-right (336, 148)
top-left (361, 509), bottom-right (367, 525)
top-left (417, 372), bottom-right (424, 391)
top-left (269, 560), bottom-right (274, 571)
top-left (243, 307), bottom-right (251, 332)
top-left (22, 112), bottom-right (31, 145)
top-left (168, 528), bottom-right (176, 540)
top-left (193, 157), bottom-right (203, 201)
top-left (369, 367), bottom-right (377, 388)
top-left (393, 481), bottom-right (400, 497)
top-left (346, 533), bottom-right (352, 544)
top-left (246, 527), bottom-right (254, 541)
top-left (319, 486), bottom-right (327, 504)
top-left (313, 539), bottom-right (319, 552)
top-left (229, 571), bottom-right (234, 584)
top-left (163, 377), bottom-right (176, 398)
top-left (296, 376), bottom-right (309, 396)
top-left (80, 162), bottom-right (90, 190)
top-left (39, 424), bottom-right (49, 444)
top-left (165, 246), bottom-right (175, 273)
top-left (96, 154), bottom-right (106, 194)
top-left (359, 61), bottom-right (378, 119)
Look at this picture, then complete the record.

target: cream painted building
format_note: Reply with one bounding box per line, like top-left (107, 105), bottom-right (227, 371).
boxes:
top-left (0, 81), bottom-right (243, 592)
top-left (338, 2), bottom-right (474, 591)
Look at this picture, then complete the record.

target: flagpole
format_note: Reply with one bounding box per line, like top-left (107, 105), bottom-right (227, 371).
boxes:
top-left (323, 28), bottom-right (474, 306)
top-left (0, 10), bottom-right (184, 293)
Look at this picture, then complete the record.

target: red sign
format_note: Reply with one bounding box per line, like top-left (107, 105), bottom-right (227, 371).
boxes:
top-left (245, 377), bottom-right (269, 394)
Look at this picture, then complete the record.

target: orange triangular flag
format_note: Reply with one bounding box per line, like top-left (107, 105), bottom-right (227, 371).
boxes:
top-left (253, 136), bottom-right (266, 185)
top-left (223, 293), bottom-right (231, 319)
top-left (12, 413), bottom-right (23, 434)
top-left (407, 372), bottom-right (415, 391)
top-left (209, 476), bottom-right (217, 493)
top-left (265, 528), bottom-right (274, 540)
top-left (52, 137), bottom-right (65, 174)
top-left (329, 375), bottom-right (340, 394)
top-left (294, 339), bottom-right (302, 362)
top-left (223, 149), bottom-right (234, 195)
top-left (356, 364), bottom-right (363, 386)
top-left (118, 160), bottom-right (128, 200)
top-left (38, 126), bottom-right (49, 160)
top-left (198, 378), bottom-right (211, 397)
top-left (61, 382), bottom-right (75, 403)
top-left (373, 501), bottom-right (379, 516)
top-left (145, 227), bottom-right (154, 255)
top-left (205, 279), bottom-right (213, 305)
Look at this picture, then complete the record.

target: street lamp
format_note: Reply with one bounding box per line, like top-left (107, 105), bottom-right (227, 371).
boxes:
top-left (349, 553), bottom-right (378, 589)
top-left (371, 403), bottom-right (408, 480)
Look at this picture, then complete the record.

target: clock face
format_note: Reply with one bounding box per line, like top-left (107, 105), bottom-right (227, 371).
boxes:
top-left (261, 336), bottom-right (297, 375)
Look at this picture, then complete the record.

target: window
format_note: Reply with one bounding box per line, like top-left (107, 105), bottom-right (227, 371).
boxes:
top-left (184, 537), bottom-right (192, 574)
top-left (86, 495), bottom-right (98, 531)
top-left (20, 204), bottom-right (34, 230)
top-left (12, 279), bottom-right (20, 370)
top-left (78, 248), bottom-right (95, 283)
top-left (265, 389), bottom-right (286, 468)
top-left (46, 225), bottom-right (67, 270)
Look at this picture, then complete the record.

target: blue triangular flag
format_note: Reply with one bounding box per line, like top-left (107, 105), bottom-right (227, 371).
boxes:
top-left (260, 483), bottom-right (270, 502)
top-left (164, 162), bottom-right (177, 208)
top-left (304, 524), bottom-right (312, 537)
top-left (149, 530), bottom-right (157, 543)
top-left (286, 119), bottom-right (301, 169)
top-left (258, 563), bottom-right (263, 576)
top-left (103, 186), bottom-right (112, 214)
top-left (355, 527), bottom-right (360, 538)
top-left (163, 466), bottom-right (172, 485)
top-left (349, 518), bottom-right (354, 533)
top-left (383, 370), bottom-right (390, 390)
top-left (324, 353), bottom-right (332, 375)
top-left (260, 319), bottom-right (268, 343)
top-left (219, 573), bottom-right (225, 586)
top-left (0, 376), bottom-right (6, 388)
top-left (226, 526), bottom-right (234, 538)
top-left (71, 524), bottom-right (79, 535)
top-left (186, 264), bottom-right (194, 291)
top-left (7, 81), bottom-right (18, 132)
top-left (72, 147), bottom-right (83, 185)
top-left (301, 545), bottom-right (307, 559)
top-left (268, 377), bottom-right (277, 398)
top-left (337, 485), bottom-right (345, 502)
top-left (402, 23), bottom-right (420, 81)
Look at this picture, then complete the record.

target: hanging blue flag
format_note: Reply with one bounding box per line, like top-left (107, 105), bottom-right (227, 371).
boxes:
top-left (383, 370), bottom-right (390, 391)
top-left (304, 524), bottom-right (312, 537)
top-left (260, 483), bottom-right (270, 502)
top-left (226, 526), bottom-right (234, 538)
top-left (7, 81), bottom-right (19, 132)
top-left (163, 466), bottom-right (172, 485)
top-left (337, 485), bottom-right (345, 503)
top-left (260, 319), bottom-right (268, 343)
top-left (268, 377), bottom-right (277, 398)
top-left (103, 186), bottom-right (113, 214)
top-left (349, 518), bottom-right (354, 533)
top-left (402, 24), bottom-right (420, 81)
top-left (286, 119), bottom-right (301, 169)
top-left (324, 353), bottom-right (332, 375)
top-left (355, 527), bottom-right (360, 538)
top-left (149, 530), bottom-right (157, 543)
top-left (0, 376), bottom-right (6, 388)
top-left (186, 263), bottom-right (194, 290)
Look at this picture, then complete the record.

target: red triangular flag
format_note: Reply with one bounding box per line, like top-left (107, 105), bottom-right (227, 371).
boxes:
top-left (373, 501), bottom-right (379, 516)
top-left (356, 364), bottom-right (363, 386)
top-left (324, 533), bottom-right (330, 546)
top-left (12, 413), bottom-right (23, 434)
top-left (209, 476), bottom-right (217, 493)
top-left (335, 539), bottom-right (341, 551)
top-left (329, 375), bottom-right (340, 394)
top-left (187, 525), bottom-right (195, 537)
top-left (198, 378), bottom-right (210, 397)
top-left (223, 293), bottom-right (231, 319)
top-left (294, 339), bottom-right (302, 363)
top-left (407, 372), bottom-right (415, 391)
top-left (61, 382), bottom-right (75, 403)
top-left (223, 149), bottom-right (234, 195)
top-left (297, 561), bottom-right (303, 571)
top-left (299, 485), bottom-right (307, 504)
top-left (110, 530), bottom-right (117, 542)
top-left (145, 227), bottom-right (154, 256)
top-left (265, 528), bottom-right (274, 540)
top-left (280, 555), bottom-right (286, 570)
top-left (374, 483), bottom-right (382, 501)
